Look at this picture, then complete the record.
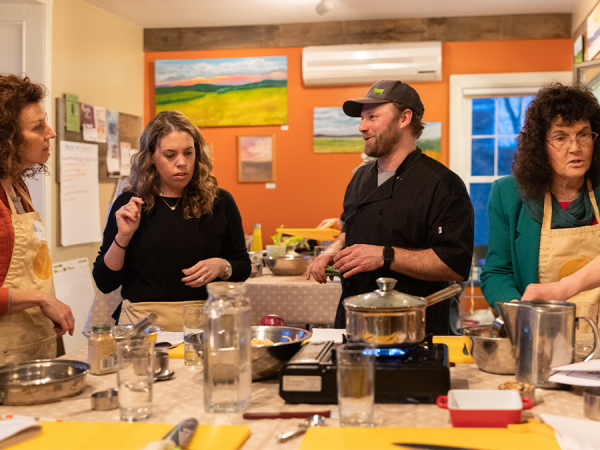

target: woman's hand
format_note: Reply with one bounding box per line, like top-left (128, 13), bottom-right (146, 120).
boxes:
top-left (521, 281), bottom-right (571, 302)
top-left (182, 258), bottom-right (227, 287)
top-left (38, 293), bottom-right (75, 336)
top-left (115, 197), bottom-right (144, 244)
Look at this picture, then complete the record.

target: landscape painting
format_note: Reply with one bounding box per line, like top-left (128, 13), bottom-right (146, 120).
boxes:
top-left (238, 135), bottom-right (275, 183)
top-left (418, 122), bottom-right (442, 161)
top-left (313, 108), bottom-right (362, 153)
top-left (155, 57), bottom-right (288, 127)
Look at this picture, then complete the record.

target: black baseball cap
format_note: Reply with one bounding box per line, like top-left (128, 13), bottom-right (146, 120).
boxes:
top-left (342, 80), bottom-right (425, 118)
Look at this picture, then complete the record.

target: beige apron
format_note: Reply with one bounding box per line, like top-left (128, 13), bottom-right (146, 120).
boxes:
top-left (119, 299), bottom-right (206, 332)
top-left (0, 184), bottom-right (56, 366)
top-left (538, 179), bottom-right (600, 306)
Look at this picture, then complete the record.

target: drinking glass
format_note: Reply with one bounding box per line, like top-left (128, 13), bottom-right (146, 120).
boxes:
top-left (576, 303), bottom-right (600, 362)
top-left (314, 246), bottom-right (328, 258)
top-left (183, 304), bottom-right (203, 366)
top-left (336, 343), bottom-right (375, 427)
top-left (116, 340), bottom-right (154, 422)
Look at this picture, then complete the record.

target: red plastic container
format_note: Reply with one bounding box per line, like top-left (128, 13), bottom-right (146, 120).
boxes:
top-left (437, 390), bottom-right (533, 428)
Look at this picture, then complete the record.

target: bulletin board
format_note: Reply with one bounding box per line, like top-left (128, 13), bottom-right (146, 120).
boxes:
top-left (55, 97), bottom-right (142, 183)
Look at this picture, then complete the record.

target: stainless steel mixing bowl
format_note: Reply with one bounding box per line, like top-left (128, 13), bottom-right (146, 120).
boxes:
top-left (264, 255), bottom-right (313, 276)
top-left (459, 324), bottom-right (516, 375)
top-left (0, 359), bottom-right (90, 405)
top-left (185, 326), bottom-right (312, 381)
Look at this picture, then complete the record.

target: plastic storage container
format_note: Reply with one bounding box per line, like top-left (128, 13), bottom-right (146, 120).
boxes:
top-left (203, 282), bottom-right (252, 413)
top-left (436, 389), bottom-right (533, 427)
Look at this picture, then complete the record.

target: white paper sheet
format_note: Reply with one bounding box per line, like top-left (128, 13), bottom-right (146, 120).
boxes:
top-left (53, 258), bottom-right (96, 353)
top-left (60, 141), bottom-right (101, 246)
top-left (106, 109), bottom-right (120, 176)
top-left (541, 414), bottom-right (600, 450)
top-left (554, 360), bottom-right (600, 372)
top-left (0, 416), bottom-right (41, 448)
top-left (549, 371), bottom-right (600, 387)
top-left (309, 328), bottom-right (345, 343)
top-left (156, 331), bottom-right (184, 347)
top-left (120, 142), bottom-right (132, 177)
top-left (94, 106), bottom-right (107, 143)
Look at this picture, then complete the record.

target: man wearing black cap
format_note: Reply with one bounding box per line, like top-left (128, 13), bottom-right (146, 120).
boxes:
top-left (307, 80), bottom-right (474, 335)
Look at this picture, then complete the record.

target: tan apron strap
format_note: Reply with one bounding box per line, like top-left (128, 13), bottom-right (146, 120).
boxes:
top-left (542, 192), bottom-right (553, 231)
top-left (1, 179), bottom-right (17, 215)
top-left (587, 179), bottom-right (600, 223)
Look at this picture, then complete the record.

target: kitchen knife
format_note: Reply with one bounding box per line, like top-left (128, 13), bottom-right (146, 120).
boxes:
top-left (243, 411), bottom-right (331, 419)
top-left (163, 418), bottom-right (198, 449)
top-left (393, 444), bottom-right (487, 450)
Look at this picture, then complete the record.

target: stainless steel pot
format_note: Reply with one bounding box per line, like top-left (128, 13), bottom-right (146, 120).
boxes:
top-left (344, 278), bottom-right (461, 346)
top-left (0, 359), bottom-right (90, 405)
top-left (459, 324), bottom-right (516, 374)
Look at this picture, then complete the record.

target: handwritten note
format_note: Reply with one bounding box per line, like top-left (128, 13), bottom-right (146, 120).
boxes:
top-left (60, 141), bottom-right (102, 246)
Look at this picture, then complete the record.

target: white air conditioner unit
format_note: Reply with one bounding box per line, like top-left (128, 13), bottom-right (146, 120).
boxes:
top-left (302, 41), bottom-right (442, 86)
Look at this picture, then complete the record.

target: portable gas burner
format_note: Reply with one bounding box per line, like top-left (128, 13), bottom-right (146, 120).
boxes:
top-left (279, 335), bottom-right (450, 404)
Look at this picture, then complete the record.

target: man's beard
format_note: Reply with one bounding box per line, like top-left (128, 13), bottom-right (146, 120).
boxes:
top-left (363, 120), bottom-right (402, 158)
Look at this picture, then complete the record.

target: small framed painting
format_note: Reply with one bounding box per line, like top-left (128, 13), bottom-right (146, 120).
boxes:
top-left (238, 135), bottom-right (275, 183)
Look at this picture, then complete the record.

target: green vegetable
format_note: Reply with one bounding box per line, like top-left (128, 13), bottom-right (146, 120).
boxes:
top-left (325, 265), bottom-right (342, 278)
top-left (271, 225), bottom-right (310, 249)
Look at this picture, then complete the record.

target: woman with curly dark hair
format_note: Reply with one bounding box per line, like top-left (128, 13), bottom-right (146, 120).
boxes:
top-left (481, 83), bottom-right (600, 310)
top-left (93, 111), bottom-right (251, 329)
top-left (0, 73), bottom-right (74, 365)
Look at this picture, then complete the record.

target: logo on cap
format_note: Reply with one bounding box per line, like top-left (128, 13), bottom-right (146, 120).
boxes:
top-left (373, 88), bottom-right (384, 95)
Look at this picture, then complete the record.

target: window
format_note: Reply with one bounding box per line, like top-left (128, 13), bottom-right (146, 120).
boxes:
top-left (470, 95), bottom-right (534, 245)
top-left (449, 72), bottom-right (571, 250)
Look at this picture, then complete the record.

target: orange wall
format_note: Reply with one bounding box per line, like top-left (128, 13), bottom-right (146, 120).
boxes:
top-left (144, 39), bottom-right (572, 241)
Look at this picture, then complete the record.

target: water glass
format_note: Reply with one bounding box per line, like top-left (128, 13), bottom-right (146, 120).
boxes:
top-left (183, 304), bottom-right (203, 366)
top-left (336, 343), bottom-right (375, 427)
top-left (576, 303), bottom-right (600, 362)
top-left (116, 340), bottom-right (154, 422)
top-left (314, 245), bottom-right (328, 258)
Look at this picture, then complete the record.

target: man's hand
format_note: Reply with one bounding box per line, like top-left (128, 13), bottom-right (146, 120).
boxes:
top-left (333, 244), bottom-right (384, 278)
top-left (306, 252), bottom-right (334, 284)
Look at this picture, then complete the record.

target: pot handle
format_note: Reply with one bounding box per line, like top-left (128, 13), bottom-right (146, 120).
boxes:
top-left (577, 316), bottom-right (600, 362)
top-left (521, 397), bottom-right (533, 410)
top-left (436, 395), bottom-right (448, 409)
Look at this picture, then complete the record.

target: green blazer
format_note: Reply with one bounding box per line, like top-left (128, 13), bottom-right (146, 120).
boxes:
top-left (480, 175), bottom-right (600, 309)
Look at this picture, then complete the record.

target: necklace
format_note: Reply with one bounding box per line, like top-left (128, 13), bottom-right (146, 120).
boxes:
top-left (160, 195), bottom-right (181, 211)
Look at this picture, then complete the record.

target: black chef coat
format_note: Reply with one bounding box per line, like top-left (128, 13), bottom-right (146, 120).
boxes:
top-left (335, 148), bottom-right (474, 335)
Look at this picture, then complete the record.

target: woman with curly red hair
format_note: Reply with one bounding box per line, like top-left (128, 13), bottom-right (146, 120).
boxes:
top-left (92, 110), bottom-right (251, 330)
top-left (481, 83), bottom-right (600, 310)
top-left (0, 73), bottom-right (74, 365)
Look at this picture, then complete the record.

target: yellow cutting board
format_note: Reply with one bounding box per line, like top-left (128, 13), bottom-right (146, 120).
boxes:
top-left (168, 344), bottom-right (185, 359)
top-left (6, 422), bottom-right (250, 450)
top-left (276, 228), bottom-right (340, 241)
top-left (300, 421), bottom-right (560, 450)
top-left (432, 336), bottom-right (474, 364)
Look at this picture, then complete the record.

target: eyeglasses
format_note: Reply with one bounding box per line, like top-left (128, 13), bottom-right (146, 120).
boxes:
top-left (547, 131), bottom-right (599, 151)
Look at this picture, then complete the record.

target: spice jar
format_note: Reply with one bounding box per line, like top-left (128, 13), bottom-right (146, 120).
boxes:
top-left (88, 324), bottom-right (116, 375)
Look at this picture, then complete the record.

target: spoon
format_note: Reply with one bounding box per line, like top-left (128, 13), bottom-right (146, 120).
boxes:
top-left (154, 369), bottom-right (175, 382)
top-left (277, 414), bottom-right (326, 442)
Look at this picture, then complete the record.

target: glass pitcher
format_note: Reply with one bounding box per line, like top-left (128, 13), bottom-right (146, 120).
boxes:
top-left (203, 282), bottom-right (252, 413)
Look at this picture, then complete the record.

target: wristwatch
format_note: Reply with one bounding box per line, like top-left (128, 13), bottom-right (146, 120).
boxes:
top-left (223, 260), bottom-right (232, 280)
top-left (382, 247), bottom-right (394, 269)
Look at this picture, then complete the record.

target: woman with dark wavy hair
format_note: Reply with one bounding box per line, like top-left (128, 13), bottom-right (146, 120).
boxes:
top-left (481, 83), bottom-right (600, 310)
top-left (0, 73), bottom-right (74, 365)
top-left (93, 111), bottom-right (251, 329)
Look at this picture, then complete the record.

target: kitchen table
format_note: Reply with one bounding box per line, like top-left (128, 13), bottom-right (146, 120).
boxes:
top-left (245, 275), bottom-right (341, 326)
top-left (0, 346), bottom-right (590, 450)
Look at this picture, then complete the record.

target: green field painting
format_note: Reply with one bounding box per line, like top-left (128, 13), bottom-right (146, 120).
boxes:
top-left (314, 136), bottom-right (364, 153)
top-left (155, 57), bottom-right (288, 127)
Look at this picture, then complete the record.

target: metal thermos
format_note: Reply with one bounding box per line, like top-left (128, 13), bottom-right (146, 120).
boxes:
top-left (498, 301), bottom-right (600, 388)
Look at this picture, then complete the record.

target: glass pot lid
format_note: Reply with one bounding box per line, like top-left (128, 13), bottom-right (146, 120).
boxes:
top-left (343, 277), bottom-right (427, 311)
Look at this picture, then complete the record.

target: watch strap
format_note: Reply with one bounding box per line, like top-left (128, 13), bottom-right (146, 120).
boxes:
top-left (382, 246), bottom-right (394, 268)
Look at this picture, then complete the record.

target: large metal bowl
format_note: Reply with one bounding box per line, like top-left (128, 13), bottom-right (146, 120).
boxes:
top-left (185, 326), bottom-right (312, 381)
top-left (0, 359), bottom-right (90, 405)
top-left (459, 324), bottom-right (516, 375)
top-left (264, 255), bottom-right (313, 276)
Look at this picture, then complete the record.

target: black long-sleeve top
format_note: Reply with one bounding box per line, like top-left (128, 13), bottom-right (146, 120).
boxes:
top-left (93, 188), bottom-right (251, 303)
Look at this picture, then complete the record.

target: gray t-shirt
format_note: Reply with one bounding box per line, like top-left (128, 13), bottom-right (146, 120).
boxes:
top-left (9, 194), bottom-right (26, 215)
top-left (377, 164), bottom-right (396, 186)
